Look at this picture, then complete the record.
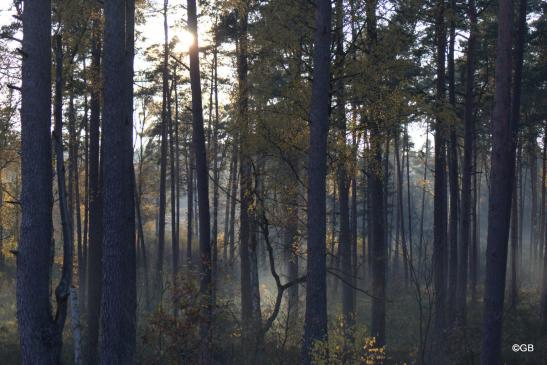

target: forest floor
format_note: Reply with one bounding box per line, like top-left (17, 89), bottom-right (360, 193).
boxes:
top-left (1, 263), bottom-right (547, 364)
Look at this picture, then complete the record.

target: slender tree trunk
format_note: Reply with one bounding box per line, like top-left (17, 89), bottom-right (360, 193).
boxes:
top-left (433, 0), bottom-right (448, 354)
top-left (135, 169), bottom-right (151, 310)
top-left (211, 40), bottom-right (221, 305)
top-left (404, 126), bottom-right (413, 264)
top-left (395, 131), bottom-right (409, 284)
top-left (510, 156), bottom-right (519, 307)
top-left (187, 143), bottom-right (194, 262)
top-left (364, 0), bottom-right (386, 348)
top-left (81, 61), bottom-right (89, 312)
top-left (529, 130), bottom-right (538, 266)
top-left (223, 153), bottom-right (234, 262)
top-left (53, 33), bottom-right (75, 365)
top-left (229, 143), bottom-right (238, 263)
top-left (456, 0), bottom-right (477, 323)
top-left (236, 7), bottom-right (263, 361)
top-left (156, 0), bottom-right (169, 295)
top-left (479, 0), bottom-right (515, 361)
top-left (470, 150), bottom-right (480, 304)
top-left (86, 16), bottom-right (103, 364)
top-left (301, 0), bottom-right (331, 362)
top-left (187, 0), bottom-right (213, 360)
top-left (334, 0), bottom-right (354, 328)
top-left (447, 0), bottom-right (459, 318)
top-left (419, 124), bottom-right (430, 268)
top-left (169, 77), bottom-right (179, 286)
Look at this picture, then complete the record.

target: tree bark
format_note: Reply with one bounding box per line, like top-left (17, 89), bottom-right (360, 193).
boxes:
top-left (456, 0), bottom-right (477, 323)
top-left (155, 0), bottom-right (170, 297)
top-left (432, 0), bottom-right (448, 354)
top-left (86, 15), bottom-right (103, 364)
top-left (479, 0), bottom-right (515, 361)
top-left (187, 0), bottom-right (213, 360)
top-left (447, 0), bottom-right (459, 318)
top-left (100, 0), bottom-right (136, 362)
top-left (301, 0), bottom-right (331, 362)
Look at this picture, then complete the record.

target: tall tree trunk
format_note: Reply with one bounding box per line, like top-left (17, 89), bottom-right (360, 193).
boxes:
top-left (284, 154), bottom-right (300, 326)
top-left (187, 0), bottom-right (213, 360)
top-left (17, 7), bottom-right (72, 357)
top-left (211, 40), bottom-right (221, 305)
top-left (187, 143), bottom-right (194, 262)
top-left (223, 152), bottom-right (235, 262)
top-left (395, 131), bottom-right (409, 284)
top-left (169, 77), bottom-right (179, 286)
top-left (229, 143), bottom-right (238, 263)
top-left (237, 6), bottom-right (263, 361)
top-left (447, 0), bottom-right (459, 319)
top-left (404, 126), bottom-right (413, 264)
top-left (456, 0), bottom-right (477, 323)
top-left (432, 0), bottom-right (448, 354)
top-left (135, 169), bottom-right (151, 310)
top-left (418, 124), bottom-right (430, 268)
top-left (334, 0), bottom-right (355, 328)
top-left (510, 154), bottom-right (519, 307)
top-left (156, 0), bottom-right (169, 295)
top-left (470, 148), bottom-right (480, 304)
top-left (86, 15), bottom-right (103, 364)
top-left (100, 0), bottom-right (136, 362)
top-left (301, 0), bottom-right (331, 362)
top-left (529, 129), bottom-right (538, 266)
top-left (513, 0), bottom-right (527, 280)
top-left (364, 0), bottom-right (386, 348)
top-left (53, 33), bottom-right (75, 365)
top-left (479, 0), bottom-right (515, 360)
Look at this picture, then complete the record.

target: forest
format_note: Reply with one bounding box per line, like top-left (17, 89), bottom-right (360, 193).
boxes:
top-left (0, 0), bottom-right (546, 364)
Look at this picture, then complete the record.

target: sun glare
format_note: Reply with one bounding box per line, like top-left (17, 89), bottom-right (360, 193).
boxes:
top-left (173, 29), bottom-right (194, 53)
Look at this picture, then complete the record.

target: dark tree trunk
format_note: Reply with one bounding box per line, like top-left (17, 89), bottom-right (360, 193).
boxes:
top-left (301, 0), bottom-right (331, 362)
top-left (211, 40), bottom-right (220, 305)
top-left (223, 151), bottom-right (235, 262)
top-left (510, 157), bottom-right (519, 307)
top-left (229, 143), bottom-right (238, 263)
top-left (169, 76), bottom-right (179, 285)
top-left (135, 169), bottom-right (151, 310)
top-left (156, 0), bottom-right (169, 295)
top-left (284, 158), bottom-right (300, 326)
top-left (394, 131), bottom-right (409, 284)
top-left (100, 0), bottom-right (136, 362)
top-left (236, 7), bottom-right (263, 361)
top-left (479, 0), bottom-right (515, 361)
top-left (187, 144), bottom-right (194, 262)
top-left (447, 0), bottom-right (459, 318)
top-left (86, 16), bottom-right (103, 364)
top-left (470, 141), bottom-right (479, 304)
top-left (68, 82), bottom-right (83, 320)
top-left (17, 6), bottom-right (61, 357)
top-left (432, 0), bottom-right (448, 353)
top-left (364, 0), bottom-right (386, 348)
top-left (334, 0), bottom-right (355, 327)
top-left (187, 0), bottom-right (213, 359)
top-left (529, 129), bottom-right (538, 264)
top-left (456, 0), bottom-right (477, 323)
top-left (418, 124), bottom-right (430, 268)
